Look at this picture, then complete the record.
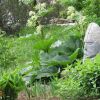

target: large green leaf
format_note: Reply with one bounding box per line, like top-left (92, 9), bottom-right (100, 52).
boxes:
top-left (33, 38), bottom-right (55, 52)
top-left (41, 48), bottom-right (79, 66)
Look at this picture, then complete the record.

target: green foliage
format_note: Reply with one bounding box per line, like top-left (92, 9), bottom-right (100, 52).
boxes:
top-left (33, 38), bottom-right (55, 52)
top-left (34, 49), bottom-right (79, 81)
top-left (82, 0), bottom-right (100, 25)
top-left (0, 36), bottom-right (17, 70)
top-left (50, 78), bottom-right (83, 100)
top-left (76, 55), bottom-right (100, 95)
top-left (19, 24), bottom-right (83, 83)
top-left (0, 28), bottom-right (6, 35)
top-left (41, 48), bottom-right (79, 67)
top-left (58, 0), bottom-right (100, 25)
top-left (1, 0), bottom-right (100, 99)
top-left (63, 55), bottom-right (100, 97)
top-left (28, 82), bottom-right (61, 99)
top-left (82, 0), bottom-right (100, 16)
top-left (57, 0), bottom-right (76, 6)
top-left (18, 27), bottom-right (36, 36)
top-left (49, 55), bottom-right (100, 99)
top-left (23, 47), bottom-right (79, 82)
top-left (31, 82), bottom-right (51, 97)
top-left (0, 69), bottom-right (25, 99)
top-left (57, 0), bottom-right (84, 11)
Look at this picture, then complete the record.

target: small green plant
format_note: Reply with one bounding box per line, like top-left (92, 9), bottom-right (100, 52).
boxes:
top-left (50, 77), bottom-right (83, 100)
top-left (0, 69), bottom-right (25, 100)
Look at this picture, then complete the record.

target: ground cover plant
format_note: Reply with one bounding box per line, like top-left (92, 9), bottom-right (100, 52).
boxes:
top-left (0, 0), bottom-right (100, 100)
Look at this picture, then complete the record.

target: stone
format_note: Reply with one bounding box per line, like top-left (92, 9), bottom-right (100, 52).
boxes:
top-left (83, 22), bottom-right (100, 60)
top-left (36, 0), bottom-right (55, 4)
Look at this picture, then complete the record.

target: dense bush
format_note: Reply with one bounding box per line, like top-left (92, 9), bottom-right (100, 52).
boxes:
top-left (50, 78), bottom-right (83, 100)
top-left (0, 69), bottom-right (25, 99)
top-left (49, 55), bottom-right (100, 99)
top-left (0, 35), bottom-right (17, 70)
top-left (76, 55), bottom-right (100, 95)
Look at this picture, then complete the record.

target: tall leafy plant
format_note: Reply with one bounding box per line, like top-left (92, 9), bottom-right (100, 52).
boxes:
top-left (0, 70), bottom-right (25, 100)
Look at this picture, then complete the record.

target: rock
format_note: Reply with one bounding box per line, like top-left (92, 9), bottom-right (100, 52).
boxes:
top-left (84, 23), bottom-right (100, 42)
top-left (83, 22), bottom-right (100, 60)
top-left (36, 0), bottom-right (54, 4)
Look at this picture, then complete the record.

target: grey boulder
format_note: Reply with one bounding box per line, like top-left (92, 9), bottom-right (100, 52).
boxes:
top-left (83, 22), bottom-right (100, 60)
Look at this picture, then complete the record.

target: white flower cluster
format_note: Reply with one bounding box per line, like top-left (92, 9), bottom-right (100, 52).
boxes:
top-left (35, 3), bottom-right (48, 16)
top-left (35, 3), bottom-right (46, 10)
top-left (51, 40), bottom-right (62, 48)
top-left (34, 25), bottom-right (43, 35)
top-left (27, 11), bottom-right (38, 27)
top-left (67, 6), bottom-right (86, 24)
top-left (29, 11), bottom-right (35, 16)
top-left (67, 6), bottom-right (76, 20)
top-left (27, 3), bottom-right (47, 27)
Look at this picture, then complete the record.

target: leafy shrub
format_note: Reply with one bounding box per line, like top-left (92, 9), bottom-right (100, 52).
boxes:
top-left (0, 36), bottom-right (17, 70)
top-left (50, 78), bottom-right (83, 100)
top-left (76, 55), bottom-right (100, 95)
top-left (22, 48), bottom-right (79, 84)
top-left (82, 0), bottom-right (100, 16)
top-left (0, 69), bottom-right (25, 99)
top-left (57, 0), bottom-right (84, 11)
top-left (82, 0), bottom-right (100, 25)
top-left (49, 55), bottom-right (100, 99)
top-left (27, 3), bottom-right (53, 27)
top-left (63, 54), bottom-right (100, 97)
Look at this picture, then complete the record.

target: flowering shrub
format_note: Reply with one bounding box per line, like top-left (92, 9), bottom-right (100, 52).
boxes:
top-left (27, 11), bottom-right (38, 27)
top-left (27, 3), bottom-right (48, 27)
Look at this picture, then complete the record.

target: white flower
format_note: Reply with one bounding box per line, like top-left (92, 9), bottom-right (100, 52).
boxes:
top-left (30, 15), bottom-right (38, 21)
top-left (68, 6), bottom-right (75, 12)
top-left (25, 34), bottom-right (32, 38)
top-left (52, 0), bottom-right (56, 4)
top-left (29, 11), bottom-right (35, 16)
top-left (67, 10), bottom-right (72, 15)
top-left (71, 13), bottom-right (75, 18)
top-left (51, 40), bottom-right (62, 48)
top-left (27, 19), bottom-right (33, 27)
top-left (36, 25), bottom-right (42, 34)
top-left (35, 3), bottom-right (46, 11)
top-left (41, 3), bottom-right (46, 8)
